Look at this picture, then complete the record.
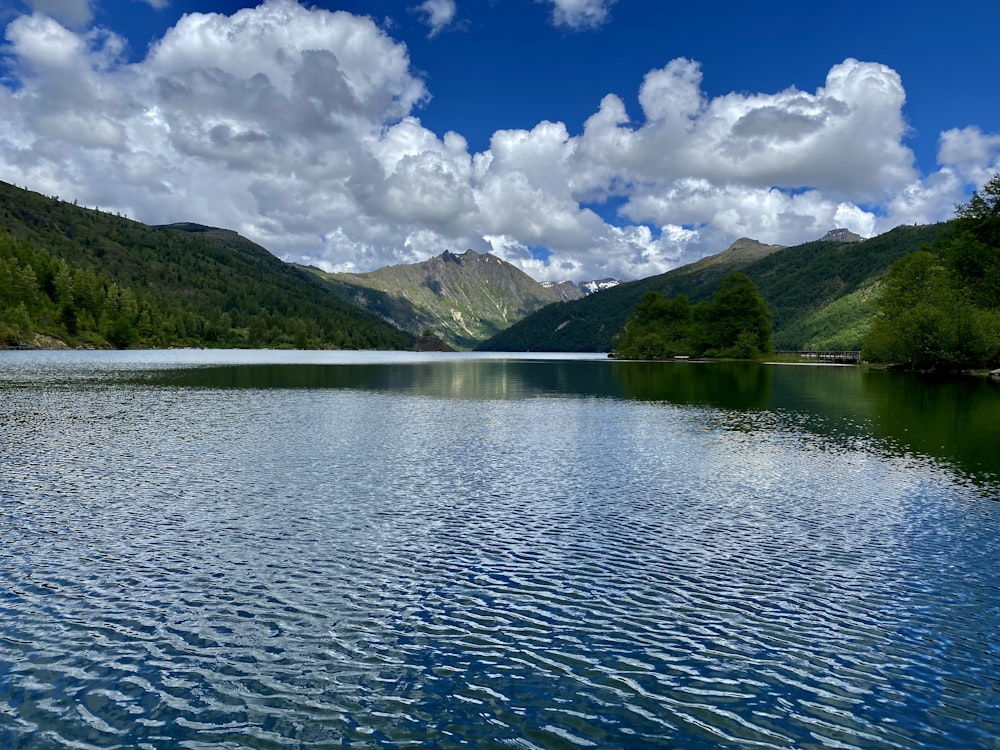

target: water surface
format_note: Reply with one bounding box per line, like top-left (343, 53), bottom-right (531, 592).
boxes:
top-left (1, 351), bottom-right (998, 749)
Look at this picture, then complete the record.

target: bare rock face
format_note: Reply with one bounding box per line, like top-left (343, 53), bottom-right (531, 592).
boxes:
top-left (820, 228), bottom-right (865, 243)
top-left (31, 334), bottom-right (70, 349)
top-left (541, 280), bottom-right (586, 301)
top-left (325, 249), bottom-right (577, 350)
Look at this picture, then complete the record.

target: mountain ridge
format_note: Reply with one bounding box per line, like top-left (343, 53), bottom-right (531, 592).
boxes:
top-left (477, 224), bottom-right (943, 352)
top-left (0, 178), bottom-right (941, 354)
top-left (0, 181), bottom-right (413, 349)
top-left (307, 248), bottom-right (583, 350)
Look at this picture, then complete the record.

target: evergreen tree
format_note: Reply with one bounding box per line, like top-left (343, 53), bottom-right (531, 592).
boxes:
top-left (702, 273), bottom-right (772, 357)
top-left (613, 273), bottom-right (772, 359)
top-left (864, 174), bottom-right (1000, 369)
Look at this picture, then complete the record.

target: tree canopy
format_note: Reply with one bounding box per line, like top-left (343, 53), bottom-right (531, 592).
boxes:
top-left (612, 272), bottom-right (772, 359)
top-left (0, 183), bottom-right (413, 350)
top-left (863, 174), bottom-right (1000, 369)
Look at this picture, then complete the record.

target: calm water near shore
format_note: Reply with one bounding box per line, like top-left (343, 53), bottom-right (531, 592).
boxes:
top-left (1, 350), bottom-right (998, 749)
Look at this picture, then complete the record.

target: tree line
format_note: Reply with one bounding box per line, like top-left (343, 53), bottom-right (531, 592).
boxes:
top-left (612, 173), bottom-right (1000, 370)
top-left (0, 183), bottom-right (413, 350)
top-left (0, 229), bottom-right (399, 349)
top-left (863, 174), bottom-right (1000, 369)
top-left (612, 273), bottom-right (772, 359)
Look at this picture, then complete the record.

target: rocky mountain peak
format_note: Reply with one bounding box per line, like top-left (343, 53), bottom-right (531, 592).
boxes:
top-left (324, 248), bottom-right (579, 349)
top-left (725, 237), bottom-right (781, 253)
top-left (440, 249), bottom-right (483, 264)
top-left (820, 228), bottom-right (865, 243)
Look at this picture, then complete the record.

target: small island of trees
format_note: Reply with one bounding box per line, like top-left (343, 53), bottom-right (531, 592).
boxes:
top-left (612, 272), bottom-right (772, 360)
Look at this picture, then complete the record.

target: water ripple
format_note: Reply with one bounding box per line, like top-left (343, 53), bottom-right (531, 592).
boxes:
top-left (2, 366), bottom-right (999, 749)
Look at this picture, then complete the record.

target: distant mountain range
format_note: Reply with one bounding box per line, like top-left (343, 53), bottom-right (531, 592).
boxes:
top-left (306, 249), bottom-right (618, 350)
top-left (0, 179), bottom-right (945, 354)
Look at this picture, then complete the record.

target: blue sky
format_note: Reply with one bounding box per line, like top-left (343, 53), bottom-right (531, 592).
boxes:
top-left (2, 0), bottom-right (998, 281)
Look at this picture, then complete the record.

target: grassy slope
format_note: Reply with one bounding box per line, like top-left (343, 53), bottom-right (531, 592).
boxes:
top-left (311, 250), bottom-right (570, 350)
top-left (479, 224), bottom-right (943, 352)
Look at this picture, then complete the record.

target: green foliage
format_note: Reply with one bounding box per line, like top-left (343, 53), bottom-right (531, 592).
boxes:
top-left (0, 182), bottom-right (413, 350)
top-left (955, 172), bottom-right (1000, 223)
top-left (613, 273), bottom-right (772, 359)
top-left (480, 224), bottom-right (941, 353)
top-left (941, 180), bottom-right (1000, 309)
top-left (864, 253), bottom-right (978, 367)
top-left (863, 177), bottom-right (1000, 369)
top-left (776, 283), bottom-right (880, 351)
top-left (0, 231), bottom-right (148, 348)
top-left (611, 291), bottom-right (694, 357)
top-left (701, 273), bottom-right (772, 357)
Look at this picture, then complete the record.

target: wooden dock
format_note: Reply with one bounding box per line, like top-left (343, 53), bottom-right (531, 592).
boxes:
top-left (775, 350), bottom-right (862, 364)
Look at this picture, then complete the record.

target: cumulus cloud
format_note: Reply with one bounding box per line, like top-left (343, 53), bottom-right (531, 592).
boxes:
top-left (543, 0), bottom-right (616, 30)
top-left (937, 126), bottom-right (1000, 185)
top-left (414, 0), bottom-right (456, 37)
top-left (0, 1), bottom-right (997, 284)
top-left (616, 58), bottom-right (917, 202)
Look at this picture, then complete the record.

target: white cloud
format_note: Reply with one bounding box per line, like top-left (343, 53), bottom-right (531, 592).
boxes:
top-left (136, 0), bottom-right (170, 8)
top-left (543, 0), bottom-right (616, 30)
top-left (1, 3), bottom-right (997, 286)
top-left (603, 58), bottom-right (917, 202)
top-left (937, 126), bottom-right (1000, 186)
top-left (414, 0), bottom-right (456, 37)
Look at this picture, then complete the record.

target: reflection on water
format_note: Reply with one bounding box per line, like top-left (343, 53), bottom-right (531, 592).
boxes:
top-left (136, 359), bottom-right (622, 400)
top-left (130, 356), bottom-right (1000, 482)
top-left (1, 351), bottom-right (999, 749)
top-left (133, 358), bottom-right (773, 407)
top-left (860, 370), bottom-right (1000, 480)
top-left (615, 360), bottom-right (773, 409)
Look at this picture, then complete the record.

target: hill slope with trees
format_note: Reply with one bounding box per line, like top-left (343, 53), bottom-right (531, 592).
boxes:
top-left (478, 224), bottom-right (942, 353)
top-left (0, 182), bottom-right (412, 349)
top-left (863, 174), bottom-right (1000, 369)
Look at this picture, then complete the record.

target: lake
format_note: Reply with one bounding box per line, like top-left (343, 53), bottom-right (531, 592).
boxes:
top-left (1, 350), bottom-right (998, 749)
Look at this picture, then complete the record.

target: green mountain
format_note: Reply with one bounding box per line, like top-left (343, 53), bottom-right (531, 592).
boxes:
top-left (1, 177), bottom-right (948, 355)
top-left (478, 224), bottom-right (943, 352)
top-left (307, 249), bottom-right (582, 350)
top-left (0, 181), bottom-right (412, 349)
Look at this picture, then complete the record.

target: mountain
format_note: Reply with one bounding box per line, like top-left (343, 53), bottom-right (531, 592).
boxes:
top-left (579, 278), bottom-right (621, 294)
top-left (541, 277), bottom-right (621, 297)
top-left (477, 225), bottom-right (943, 353)
top-left (308, 249), bottom-right (574, 350)
top-left (820, 228), bottom-right (865, 243)
top-left (540, 280), bottom-right (586, 300)
top-left (0, 180), bottom-right (940, 355)
top-left (0, 181), bottom-right (412, 349)
top-left (693, 237), bottom-right (787, 267)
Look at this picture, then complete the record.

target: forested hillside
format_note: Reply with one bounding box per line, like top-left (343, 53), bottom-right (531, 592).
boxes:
top-left (0, 182), bottom-right (412, 349)
top-left (864, 175), bottom-right (1000, 369)
top-left (478, 224), bottom-right (942, 352)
